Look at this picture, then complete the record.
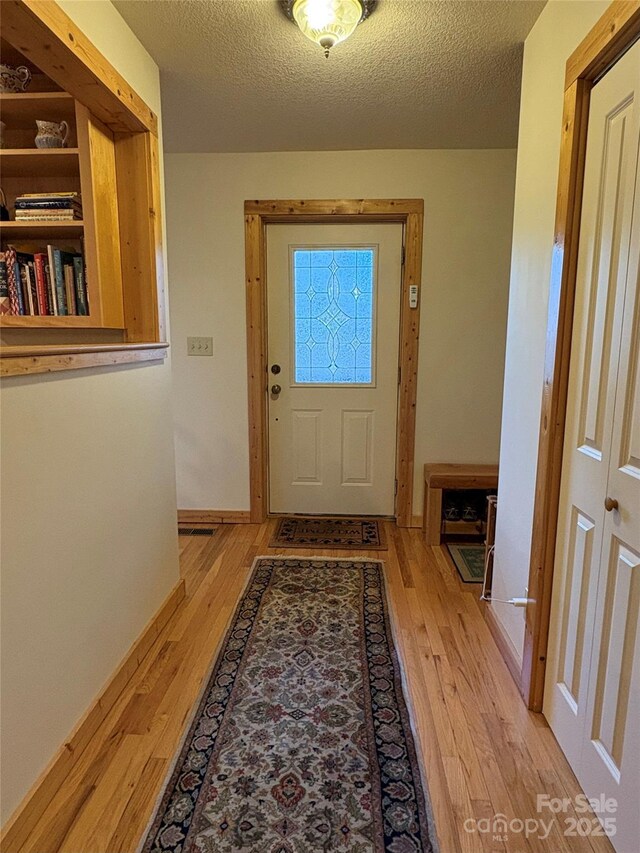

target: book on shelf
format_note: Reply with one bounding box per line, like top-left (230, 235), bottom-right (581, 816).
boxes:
top-left (34, 254), bottom-right (50, 315)
top-left (13, 192), bottom-right (82, 222)
top-left (14, 212), bottom-right (82, 221)
top-left (43, 254), bottom-right (57, 315)
top-left (16, 253), bottom-right (39, 315)
top-left (15, 202), bottom-right (82, 211)
top-left (14, 199), bottom-right (82, 209)
top-left (1, 244), bottom-right (89, 318)
top-left (5, 247), bottom-right (23, 315)
top-left (17, 262), bottom-right (31, 315)
top-left (0, 252), bottom-right (10, 315)
top-left (64, 264), bottom-right (76, 315)
top-left (49, 245), bottom-right (67, 315)
top-left (73, 254), bottom-right (88, 315)
top-left (17, 193), bottom-right (81, 199)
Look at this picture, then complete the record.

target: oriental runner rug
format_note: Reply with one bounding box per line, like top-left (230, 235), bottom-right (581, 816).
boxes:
top-left (270, 516), bottom-right (386, 550)
top-left (140, 557), bottom-right (436, 853)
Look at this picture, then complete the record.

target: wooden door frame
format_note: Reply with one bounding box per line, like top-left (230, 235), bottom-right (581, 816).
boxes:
top-left (244, 199), bottom-right (424, 526)
top-left (523, 1), bottom-right (640, 710)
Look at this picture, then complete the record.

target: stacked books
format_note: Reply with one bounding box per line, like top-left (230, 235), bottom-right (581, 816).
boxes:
top-left (14, 192), bottom-right (82, 222)
top-left (0, 246), bottom-right (89, 316)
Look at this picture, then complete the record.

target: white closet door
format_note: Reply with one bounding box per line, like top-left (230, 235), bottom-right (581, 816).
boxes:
top-left (580, 73), bottom-right (640, 853)
top-left (544, 41), bottom-right (640, 851)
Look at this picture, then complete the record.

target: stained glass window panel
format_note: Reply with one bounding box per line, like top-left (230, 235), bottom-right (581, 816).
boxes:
top-left (293, 248), bottom-right (375, 384)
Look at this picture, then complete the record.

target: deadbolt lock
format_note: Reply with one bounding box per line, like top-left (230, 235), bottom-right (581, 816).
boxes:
top-left (271, 364), bottom-right (281, 374)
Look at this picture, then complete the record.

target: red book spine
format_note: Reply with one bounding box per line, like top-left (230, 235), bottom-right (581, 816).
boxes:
top-left (34, 254), bottom-right (50, 315)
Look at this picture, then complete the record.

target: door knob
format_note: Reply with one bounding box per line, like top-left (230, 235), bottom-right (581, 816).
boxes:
top-left (271, 384), bottom-right (282, 395)
top-left (604, 497), bottom-right (619, 512)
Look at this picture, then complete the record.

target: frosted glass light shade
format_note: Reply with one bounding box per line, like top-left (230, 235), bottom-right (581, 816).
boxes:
top-left (292, 0), bottom-right (364, 56)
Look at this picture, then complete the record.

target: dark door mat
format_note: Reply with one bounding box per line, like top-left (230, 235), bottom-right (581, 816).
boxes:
top-left (446, 543), bottom-right (486, 583)
top-left (270, 516), bottom-right (386, 550)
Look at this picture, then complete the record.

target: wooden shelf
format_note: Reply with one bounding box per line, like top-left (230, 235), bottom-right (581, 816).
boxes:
top-left (0, 220), bottom-right (84, 239)
top-left (0, 93), bottom-right (78, 149)
top-left (442, 519), bottom-right (486, 537)
top-left (0, 148), bottom-right (80, 177)
top-left (0, 342), bottom-right (169, 377)
top-left (0, 91), bottom-right (74, 102)
top-left (0, 315), bottom-right (108, 329)
top-left (0, 92), bottom-right (75, 118)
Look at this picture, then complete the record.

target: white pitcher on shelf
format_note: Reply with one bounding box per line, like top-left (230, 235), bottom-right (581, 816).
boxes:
top-left (34, 120), bottom-right (69, 149)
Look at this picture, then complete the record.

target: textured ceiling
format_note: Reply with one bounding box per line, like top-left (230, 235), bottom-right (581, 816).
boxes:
top-left (113, 0), bottom-right (546, 152)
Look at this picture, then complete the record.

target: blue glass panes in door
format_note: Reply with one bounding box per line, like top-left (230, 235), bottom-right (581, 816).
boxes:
top-left (293, 248), bottom-right (375, 384)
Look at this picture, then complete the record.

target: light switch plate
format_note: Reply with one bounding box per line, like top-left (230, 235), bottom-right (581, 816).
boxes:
top-left (187, 336), bottom-right (213, 356)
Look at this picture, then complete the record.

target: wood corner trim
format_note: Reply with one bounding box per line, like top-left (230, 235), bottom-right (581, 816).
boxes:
top-left (565, 1), bottom-right (640, 89)
top-left (0, 577), bottom-right (185, 850)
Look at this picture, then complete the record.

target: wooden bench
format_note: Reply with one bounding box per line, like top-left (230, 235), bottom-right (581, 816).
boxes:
top-left (423, 463), bottom-right (499, 545)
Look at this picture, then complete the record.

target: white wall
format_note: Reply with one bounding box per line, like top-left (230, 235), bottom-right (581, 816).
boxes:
top-left (490, 0), bottom-right (610, 661)
top-left (166, 149), bottom-right (517, 515)
top-left (0, 1), bottom-right (180, 823)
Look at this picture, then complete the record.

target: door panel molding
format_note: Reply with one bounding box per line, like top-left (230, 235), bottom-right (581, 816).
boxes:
top-left (557, 508), bottom-right (595, 708)
top-left (590, 539), bottom-right (639, 774)
top-left (244, 199), bottom-right (424, 526)
top-left (291, 410), bottom-right (323, 483)
top-left (341, 410), bottom-right (374, 485)
top-left (524, 1), bottom-right (640, 710)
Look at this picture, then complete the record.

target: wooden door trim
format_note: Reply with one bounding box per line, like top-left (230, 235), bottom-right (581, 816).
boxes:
top-left (244, 199), bottom-right (424, 526)
top-left (523, 1), bottom-right (640, 710)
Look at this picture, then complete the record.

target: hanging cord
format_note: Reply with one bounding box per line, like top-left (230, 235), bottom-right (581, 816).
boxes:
top-left (480, 544), bottom-right (530, 606)
top-left (480, 544), bottom-right (495, 602)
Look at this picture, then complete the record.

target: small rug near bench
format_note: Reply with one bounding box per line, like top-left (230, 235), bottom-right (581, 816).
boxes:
top-left (139, 557), bottom-right (435, 852)
top-left (446, 543), bottom-right (486, 583)
top-left (270, 515), bottom-right (386, 550)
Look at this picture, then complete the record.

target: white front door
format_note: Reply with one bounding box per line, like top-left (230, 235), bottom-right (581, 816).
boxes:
top-left (544, 42), bottom-right (640, 851)
top-left (267, 223), bottom-right (402, 515)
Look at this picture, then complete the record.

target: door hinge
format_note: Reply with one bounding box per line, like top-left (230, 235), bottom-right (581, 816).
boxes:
top-left (401, 245), bottom-right (406, 266)
top-left (394, 479), bottom-right (398, 496)
top-left (397, 366), bottom-right (401, 386)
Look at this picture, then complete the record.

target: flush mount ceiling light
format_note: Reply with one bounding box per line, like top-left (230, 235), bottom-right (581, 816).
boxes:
top-left (280, 0), bottom-right (377, 58)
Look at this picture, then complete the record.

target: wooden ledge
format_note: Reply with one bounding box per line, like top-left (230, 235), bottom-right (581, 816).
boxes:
top-left (244, 198), bottom-right (424, 221)
top-left (423, 463), bottom-right (499, 490)
top-left (0, 342), bottom-right (169, 377)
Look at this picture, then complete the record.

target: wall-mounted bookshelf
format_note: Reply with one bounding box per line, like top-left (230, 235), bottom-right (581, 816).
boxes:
top-left (1, 75), bottom-right (121, 331)
top-left (0, 12), bottom-right (166, 376)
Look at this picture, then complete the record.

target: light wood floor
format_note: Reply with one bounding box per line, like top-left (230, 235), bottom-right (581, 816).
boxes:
top-left (16, 521), bottom-right (613, 853)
